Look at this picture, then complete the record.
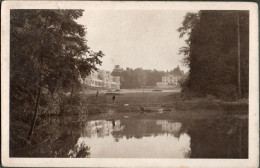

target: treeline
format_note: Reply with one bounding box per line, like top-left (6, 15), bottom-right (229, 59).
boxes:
top-left (10, 10), bottom-right (103, 142)
top-left (178, 11), bottom-right (249, 101)
top-left (111, 65), bottom-right (184, 89)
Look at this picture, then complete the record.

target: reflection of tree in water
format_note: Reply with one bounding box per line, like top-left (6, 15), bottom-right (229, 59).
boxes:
top-left (46, 117), bottom-right (92, 158)
top-left (112, 119), bottom-right (188, 140)
top-left (112, 120), bottom-right (159, 140)
top-left (42, 117), bottom-right (84, 157)
top-left (68, 142), bottom-right (90, 158)
top-left (10, 116), bottom-right (89, 157)
top-left (78, 119), bottom-right (189, 142)
top-left (187, 118), bottom-right (248, 158)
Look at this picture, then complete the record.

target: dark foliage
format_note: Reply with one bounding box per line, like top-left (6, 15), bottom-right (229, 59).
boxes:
top-left (178, 11), bottom-right (249, 100)
top-left (111, 65), bottom-right (185, 89)
top-left (10, 9), bottom-right (104, 141)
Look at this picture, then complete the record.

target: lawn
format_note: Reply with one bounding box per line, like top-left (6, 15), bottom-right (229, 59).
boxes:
top-left (78, 90), bottom-right (248, 115)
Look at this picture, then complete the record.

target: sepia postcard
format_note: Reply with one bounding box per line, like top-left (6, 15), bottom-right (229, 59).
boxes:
top-left (1, 1), bottom-right (259, 167)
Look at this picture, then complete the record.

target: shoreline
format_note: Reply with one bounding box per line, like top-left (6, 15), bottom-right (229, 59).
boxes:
top-left (41, 90), bottom-right (248, 118)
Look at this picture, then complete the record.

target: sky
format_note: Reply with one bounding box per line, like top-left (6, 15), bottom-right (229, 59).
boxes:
top-left (77, 10), bottom-right (190, 72)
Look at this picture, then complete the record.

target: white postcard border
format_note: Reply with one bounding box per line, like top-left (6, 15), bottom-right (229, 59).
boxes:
top-left (1, 1), bottom-right (259, 167)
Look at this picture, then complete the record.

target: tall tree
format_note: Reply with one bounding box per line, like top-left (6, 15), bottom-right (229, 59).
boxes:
top-left (178, 11), bottom-right (249, 99)
top-left (10, 10), bottom-right (103, 141)
top-left (111, 65), bottom-right (123, 77)
top-left (170, 66), bottom-right (184, 76)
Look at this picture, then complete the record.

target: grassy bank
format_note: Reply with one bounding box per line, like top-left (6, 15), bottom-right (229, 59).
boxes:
top-left (77, 91), bottom-right (248, 115)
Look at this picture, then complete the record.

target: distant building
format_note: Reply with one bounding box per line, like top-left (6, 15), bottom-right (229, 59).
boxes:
top-left (79, 70), bottom-right (120, 89)
top-left (156, 74), bottom-right (182, 88)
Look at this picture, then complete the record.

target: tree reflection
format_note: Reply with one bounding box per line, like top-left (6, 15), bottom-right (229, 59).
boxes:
top-left (188, 118), bottom-right (248, 158)
top-left (79, 119), bottom-right (188, 141)
top-left (68, 142), bottom-right (90, 158)
top-left (111, 119), bottom-right (187, 140)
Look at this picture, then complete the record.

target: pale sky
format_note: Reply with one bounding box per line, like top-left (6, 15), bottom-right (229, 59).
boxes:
top-left (77, 10), bottom-right (190, 72)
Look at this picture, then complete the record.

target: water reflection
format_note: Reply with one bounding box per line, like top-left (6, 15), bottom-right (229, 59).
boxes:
top-left (156, 120), bottom-right (182, 136)
top-left (188, 118), bottom-right (248, 158)
top-left (68, 142), bottom-right (90, 158)
top-left (74, 119), bottom-right (191, 158)
top-left (82, 120), bottom-right (125, 138)
top-left (10, 115), bottom-right (248, 158)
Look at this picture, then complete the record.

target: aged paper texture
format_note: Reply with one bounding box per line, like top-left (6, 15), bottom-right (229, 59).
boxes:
top-left (1, 1), bottom-right (259, 167)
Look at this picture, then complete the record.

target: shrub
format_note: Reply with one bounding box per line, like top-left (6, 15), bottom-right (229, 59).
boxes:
top-left (207, 84), bottom-right (238, 101)
top-left (206, 94), bottom-right (216, 101)
top-left (179, 77), bottom-right (190, 93)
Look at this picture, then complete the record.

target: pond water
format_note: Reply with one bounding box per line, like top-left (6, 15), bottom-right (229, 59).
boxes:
top-left (74, 120), bottom-right (190, 158)
top-left (11, 114), bottom-right (248, 158)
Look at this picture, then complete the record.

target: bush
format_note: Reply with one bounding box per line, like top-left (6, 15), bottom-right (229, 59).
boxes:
top-left (207, 84), bottom-right (239, 101)
top-left (180, 77), bottom-right (189, 93)
top-left (206, 94), bottom-right (217, 101)
top-left (57, 93), bottom-right (84, 115)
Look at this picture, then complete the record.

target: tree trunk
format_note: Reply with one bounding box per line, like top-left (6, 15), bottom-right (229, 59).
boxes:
top-left (237, 12), bottom-right (242, 98)
top-left (27, 77), bottom-right (41, 141)
top-left (27, 45), bottom-right (43, 141)
top-left (27, 17), bottom-right (48, 141)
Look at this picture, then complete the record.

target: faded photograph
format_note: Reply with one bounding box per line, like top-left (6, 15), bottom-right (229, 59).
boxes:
top-left (10, 9), bottom-right (249, 158)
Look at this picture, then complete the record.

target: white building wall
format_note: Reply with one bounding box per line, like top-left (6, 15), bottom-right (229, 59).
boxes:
top-left (80, 70), bottom-right (120, 89)
top-left (157, 74), bottom-right (180, 88)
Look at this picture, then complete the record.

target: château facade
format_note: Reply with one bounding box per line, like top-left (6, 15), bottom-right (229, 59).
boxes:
top-left (156, 74), bottom-right (182, 88)
top-left (79, 70), bottom-right (120, 89)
